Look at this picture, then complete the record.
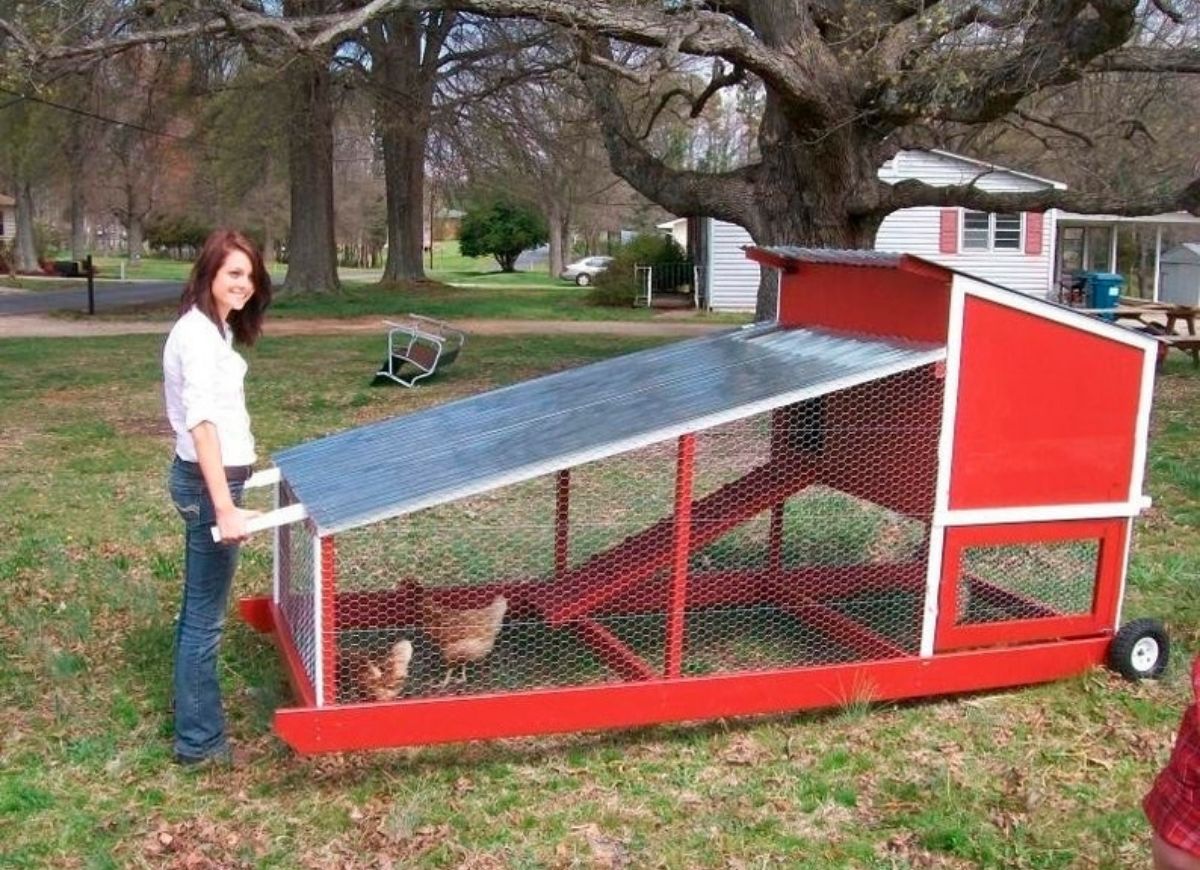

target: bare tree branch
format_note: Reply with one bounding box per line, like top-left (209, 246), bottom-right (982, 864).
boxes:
top-left (1148, 0), bottom-right (1186, 24)
top-left (690, 59), bottom-right (744, 119)
top-left (1094, 46), bottom-right (1200, 73)
top-left (577, 39), bottom-right (759, 226)
top-left (870, 176), bottom-right (1200, 219)
top-left (1013, 109), bottom-right (1095, 147)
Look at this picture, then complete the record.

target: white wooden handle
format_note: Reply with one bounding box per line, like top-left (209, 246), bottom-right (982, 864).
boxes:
top-left (210, 502), bottom-right (308, 542)
top-left (244, 467), bottom-right (280, 490)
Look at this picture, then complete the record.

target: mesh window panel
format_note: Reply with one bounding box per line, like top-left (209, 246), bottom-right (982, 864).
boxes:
top-left (957, 540), bottom-right (1100, 625)
top-left (278, 482), bottom-right (318, 692)
top-left (327, 364), bottom-right (943, 702)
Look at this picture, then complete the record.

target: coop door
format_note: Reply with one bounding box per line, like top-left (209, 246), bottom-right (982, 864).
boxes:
top-left (934, 519), bottom-right (1127, 651)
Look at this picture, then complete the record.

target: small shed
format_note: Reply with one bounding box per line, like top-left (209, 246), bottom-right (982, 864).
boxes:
top-left (239, 249), bottom-right (1159, 753)
top-left (692, 149), bottom-right (1064, 311)
top-left (1160, 243), bottom-right (1200, 307)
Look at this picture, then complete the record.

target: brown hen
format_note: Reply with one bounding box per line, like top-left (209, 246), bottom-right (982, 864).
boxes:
top-left (420, 593), bottom-right (507, 687)
top-left (347, 638), bottom-right (413, 702)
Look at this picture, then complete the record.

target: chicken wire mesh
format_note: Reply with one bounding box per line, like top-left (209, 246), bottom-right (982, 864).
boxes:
top-left (279, 365), bottom-right (945, 704)
top-left (276, 482), bottom-right (318, 695)
top-left (956, 540), bottom-right (1101, 625)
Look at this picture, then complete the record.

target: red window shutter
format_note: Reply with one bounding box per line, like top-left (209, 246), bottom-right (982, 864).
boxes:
top-left (939, 209), bottom-right (959, 254)
top-left (1025, 212), bottom-right (1043, 255)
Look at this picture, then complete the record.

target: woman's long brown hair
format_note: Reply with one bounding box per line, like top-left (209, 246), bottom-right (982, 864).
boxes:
top-left (177, 229), bottom-right (272, 346)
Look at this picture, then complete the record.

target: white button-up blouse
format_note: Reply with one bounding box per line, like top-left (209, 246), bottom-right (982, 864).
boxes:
top-left (163, 306), bottom-right (256, 466)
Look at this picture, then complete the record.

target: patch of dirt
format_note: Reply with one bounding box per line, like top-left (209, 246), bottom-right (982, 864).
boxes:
top-left (117, 416), bottom-right (176, 437)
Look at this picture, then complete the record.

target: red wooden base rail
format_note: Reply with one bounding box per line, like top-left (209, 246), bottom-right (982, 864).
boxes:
top-left (240, 594), bottom-right (1110, 755)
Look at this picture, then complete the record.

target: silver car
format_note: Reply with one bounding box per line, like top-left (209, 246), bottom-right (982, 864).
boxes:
top-left (560, 255), bottom-right (613, 286)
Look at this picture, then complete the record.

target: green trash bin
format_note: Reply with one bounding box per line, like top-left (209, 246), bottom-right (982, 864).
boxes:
top-left (1084, 272), bottom-right (1124, 320)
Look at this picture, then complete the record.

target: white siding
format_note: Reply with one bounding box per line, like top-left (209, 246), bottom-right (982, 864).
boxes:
top-left (703, 150), bottom-right (1063, 311)
top-left (706, 219), bottom-right (760, 311)
top-left (875, 206), bottom-right (1056, 295)
top-left (0, 205), bottom-right (13, 242)
top-left (874, 150), bottom-right (1058, 295)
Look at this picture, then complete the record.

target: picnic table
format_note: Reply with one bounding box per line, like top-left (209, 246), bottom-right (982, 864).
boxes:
top-left (1073, 301), bottom-right (1200, 367)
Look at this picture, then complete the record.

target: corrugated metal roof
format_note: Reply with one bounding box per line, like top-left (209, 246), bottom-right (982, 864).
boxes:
top-left (753, 247), bottom-right (907, 268)
top-left (273, 324), bottom-right (946, 534)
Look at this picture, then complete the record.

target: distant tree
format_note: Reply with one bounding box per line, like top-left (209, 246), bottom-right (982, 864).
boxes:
top-left (458, 197), bottom-right (547, 272)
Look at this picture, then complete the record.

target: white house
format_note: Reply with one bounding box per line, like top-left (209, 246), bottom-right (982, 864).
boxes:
top-left (0, 194), bottom-right (14, 244)
top-left (691, 149), bottom-right (1066, 311)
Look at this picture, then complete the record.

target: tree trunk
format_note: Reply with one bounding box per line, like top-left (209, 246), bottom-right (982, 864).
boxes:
top-left (737, 100), bottom-right (884, 319)
top-left (127, 212), bottom-right (144, 263)
top-left (14, 179), bottom-right (38, 272)
top-left (283, 51), bottom-right (340, 293)
top-left (547, 200), bottom-right (566, 278)
top-left (66, 118), bottom-right (89, 261)
top-left (379, 117), bottom-right (429, 283)
top-left (374, 11), bottom-right (431, 284)
top-left (70, 185), bottom-right (87, 261)
top-left (262, 226), bottom-right (275, 264)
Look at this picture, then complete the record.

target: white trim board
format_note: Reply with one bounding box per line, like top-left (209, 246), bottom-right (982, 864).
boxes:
top-left (935, 499), bottom-right (1151, 527)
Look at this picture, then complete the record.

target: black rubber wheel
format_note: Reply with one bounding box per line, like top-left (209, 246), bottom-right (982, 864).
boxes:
top-left (576, 273), bottom-right (591, 286)
top-left (1108, 618), bottom-right (1169, 680)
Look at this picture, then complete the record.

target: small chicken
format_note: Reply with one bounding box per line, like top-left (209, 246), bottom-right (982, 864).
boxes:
top-left (420, 593), bottom-right (508, 687)
top-left (350, 638), bottom-right (413, 702)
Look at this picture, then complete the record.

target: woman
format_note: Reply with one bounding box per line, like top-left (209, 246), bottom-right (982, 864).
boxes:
top-left (162, 229), bottom-right (271, 766)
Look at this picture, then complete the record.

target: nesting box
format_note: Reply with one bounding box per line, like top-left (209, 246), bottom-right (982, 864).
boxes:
top-left (237, 249), bottom-right (1161, 754)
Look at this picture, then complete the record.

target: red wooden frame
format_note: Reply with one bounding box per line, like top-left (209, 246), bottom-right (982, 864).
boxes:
top-left (935, 519), bottom-right (1127, 652)
top-left (320, 536), bottom-right (338, 705)
top-left (257, 634), bottom-right (1109, 753)
top-left (664, 435), bottom-right (695, 678)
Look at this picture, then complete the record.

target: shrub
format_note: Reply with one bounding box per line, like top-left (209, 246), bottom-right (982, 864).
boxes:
top-left (585, 234), bottom-right (687, 307)
top-left (147, 216), bottom-right (214, 259)
top-left (458, 198), bottom-right (548, 272)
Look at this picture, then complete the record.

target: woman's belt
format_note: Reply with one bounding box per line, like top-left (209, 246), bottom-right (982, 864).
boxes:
top-left (174, 456), bottom-right (255, 483)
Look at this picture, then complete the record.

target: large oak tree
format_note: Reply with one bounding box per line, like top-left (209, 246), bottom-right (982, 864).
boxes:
top-left (6, 1), bottom-right (1199, 310)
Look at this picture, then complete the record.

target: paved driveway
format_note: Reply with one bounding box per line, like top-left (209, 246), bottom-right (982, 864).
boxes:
top-left (0, 280), bottom-right (182, 316)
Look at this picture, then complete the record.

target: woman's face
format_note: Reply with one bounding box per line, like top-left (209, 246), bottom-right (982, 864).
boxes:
top-left (211, 249), bottom-right (255, 321)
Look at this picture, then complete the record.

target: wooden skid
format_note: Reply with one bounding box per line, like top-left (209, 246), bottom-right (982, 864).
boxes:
top-left (271, 636), bottom-right (1111, 753)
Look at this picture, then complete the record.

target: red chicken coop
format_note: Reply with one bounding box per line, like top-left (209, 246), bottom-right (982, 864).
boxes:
top-left (236, 248), bottom-right (1165, 754)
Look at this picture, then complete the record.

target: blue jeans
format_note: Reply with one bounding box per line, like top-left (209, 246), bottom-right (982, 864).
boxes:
top-left (168, 457), bottom-right (245, 761)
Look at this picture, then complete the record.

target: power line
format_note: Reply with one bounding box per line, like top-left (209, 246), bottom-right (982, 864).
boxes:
top-left (0, 86), bottom-right (194, 141)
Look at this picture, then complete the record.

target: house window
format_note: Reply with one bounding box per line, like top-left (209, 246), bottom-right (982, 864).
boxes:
top-left (962, 211), bottom-right (1023, 251)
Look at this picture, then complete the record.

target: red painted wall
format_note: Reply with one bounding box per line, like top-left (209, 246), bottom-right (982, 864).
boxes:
top-left (776, 262), bottom-right (952, 344)
top-left (950, 296), bottom-right (1144, 508)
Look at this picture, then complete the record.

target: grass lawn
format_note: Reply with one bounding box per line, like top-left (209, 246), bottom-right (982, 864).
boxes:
top-left (0, 275), bottom-right (83, 291)
top-left (86, 242), bottom-right (565, 291)
top-left (1, 330), bottom-right (1197, 867)
top-left (268, 280), bottom-right (713, 322)
top-left (67, 240), bottom-right (691, 324)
